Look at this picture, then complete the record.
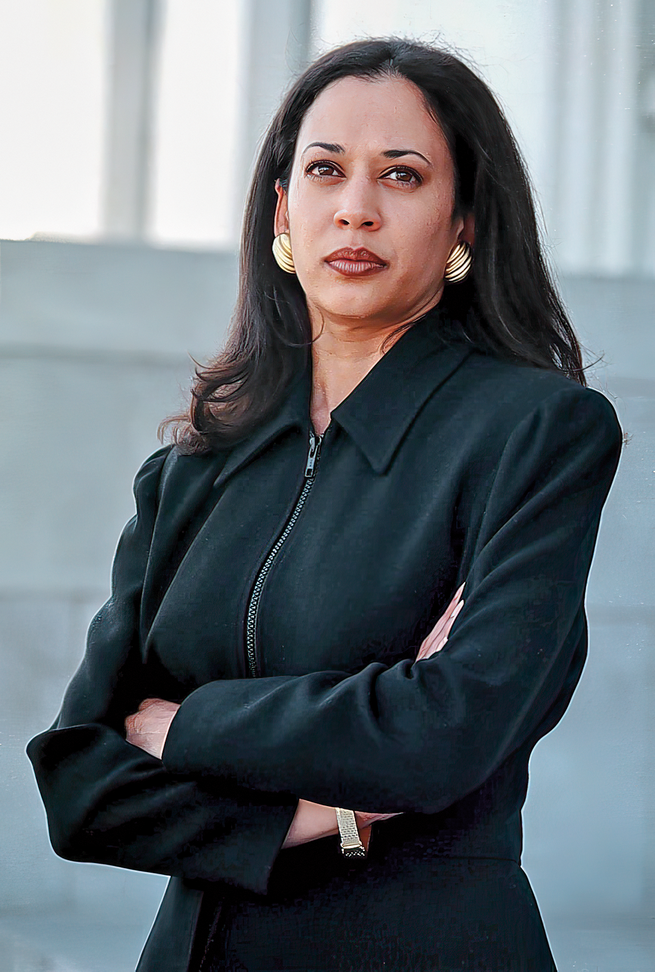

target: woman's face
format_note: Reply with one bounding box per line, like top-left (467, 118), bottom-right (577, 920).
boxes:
top-left (274, 75), bottom-right (473, 334)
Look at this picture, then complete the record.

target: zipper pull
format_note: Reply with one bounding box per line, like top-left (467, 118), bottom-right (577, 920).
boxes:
top-left (305, 429), bottom-right (323, 478)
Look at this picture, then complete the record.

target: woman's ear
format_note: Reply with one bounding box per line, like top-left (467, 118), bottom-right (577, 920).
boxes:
top-left (460, 211), bottom-right (475, 248)
top-left (273, 179), bottom-right (289, 237)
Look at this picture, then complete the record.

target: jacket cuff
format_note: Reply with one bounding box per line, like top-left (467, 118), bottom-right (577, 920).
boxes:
top-left (201, 791), bottom-right (300, 895)
top-left (163, 681), bottom-right (299, 894)
top-left (162, 676), bottom-right (296, 777)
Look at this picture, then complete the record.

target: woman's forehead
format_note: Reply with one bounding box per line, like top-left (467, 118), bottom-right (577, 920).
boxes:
top-left (294, 75), bottom-right (449, 160)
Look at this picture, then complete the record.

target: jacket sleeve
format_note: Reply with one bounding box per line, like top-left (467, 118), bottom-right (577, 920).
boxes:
top-left (161, 385), bottom-right (623, 814)
top-left (26, 447), bottom-right (298, 895)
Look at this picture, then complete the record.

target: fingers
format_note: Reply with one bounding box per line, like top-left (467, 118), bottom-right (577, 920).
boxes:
top-left (443, 584), bottom-right (465, 612)
top-left (125, 699), bottom-right (180, 760)
top-left (434, 585), bottom-right (465, 636)
top-left (440, 596), bottom-right (464, 639)
top-left (422, 595), bottom-right (462, 649)
top-left (126, 699), bottom-right (170, 729)
top-left (124, 712), bottom-right (144, 740)
top-left (125, 700), bottom-right (158, 734)
top-left (125, 700), bottom-right (159, 738)
top-left (415, 583), bottom-right (466, 662)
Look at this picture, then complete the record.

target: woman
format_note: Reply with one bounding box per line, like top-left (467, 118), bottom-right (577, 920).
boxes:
top-left (28, 38), bottom-right (622, 971)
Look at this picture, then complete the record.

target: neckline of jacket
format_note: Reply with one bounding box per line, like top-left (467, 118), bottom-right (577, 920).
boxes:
top-left (214, 305), bottom-right (473, 487)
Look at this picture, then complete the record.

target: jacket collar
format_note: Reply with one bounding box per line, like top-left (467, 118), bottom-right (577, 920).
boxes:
top-left (331, 309), bottom-right (471, 472)
top-left (212, 368), bottom-right (311, 489)
top-left (214, 306), bottom-right (471, 486)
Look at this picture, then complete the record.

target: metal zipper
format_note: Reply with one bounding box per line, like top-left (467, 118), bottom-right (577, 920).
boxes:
top-left (244, 427), bottom-right (323, 677)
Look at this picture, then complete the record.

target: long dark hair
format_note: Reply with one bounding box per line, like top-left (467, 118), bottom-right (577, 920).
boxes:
top-left (164, 37), bottom-right (585, 453)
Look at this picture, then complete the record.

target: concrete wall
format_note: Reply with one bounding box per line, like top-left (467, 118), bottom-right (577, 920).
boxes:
top-left (0, 239), bottom-right (236, 917)
top-left (522, 275), bottom-right (655, 919)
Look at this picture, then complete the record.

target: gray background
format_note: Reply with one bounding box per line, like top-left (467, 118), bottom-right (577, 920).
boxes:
top-left (0, 1), bottom-right (653, 969)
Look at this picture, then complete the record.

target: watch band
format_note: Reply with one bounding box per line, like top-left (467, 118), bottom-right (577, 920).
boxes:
top-left (335, 807), bottom-right (367, 858)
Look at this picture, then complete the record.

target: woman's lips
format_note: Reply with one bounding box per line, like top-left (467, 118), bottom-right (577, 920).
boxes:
top-left (324, 247), bottom-right (387, 277)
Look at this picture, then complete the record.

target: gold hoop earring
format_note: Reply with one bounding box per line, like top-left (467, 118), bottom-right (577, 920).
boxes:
top-left (444, 241), bottom-right (473, 284)
top-left (272, 233), bottom-right (295, 274)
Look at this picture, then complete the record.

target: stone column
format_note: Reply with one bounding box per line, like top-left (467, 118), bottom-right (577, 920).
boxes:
top-left (103, 0), bottom-right (162, 239)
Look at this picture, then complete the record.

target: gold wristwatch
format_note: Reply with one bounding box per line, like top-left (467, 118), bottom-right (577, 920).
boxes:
top-left (335, 807), bottom-right (367, 858)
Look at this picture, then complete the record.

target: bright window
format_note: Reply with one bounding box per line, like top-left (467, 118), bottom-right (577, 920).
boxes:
top-left (0, 0), bottom-right (107, 241)
top-left (148, 0), bottom-right (248, 249)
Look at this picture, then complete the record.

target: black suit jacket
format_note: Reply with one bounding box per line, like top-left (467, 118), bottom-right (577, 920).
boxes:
top-left (27, 309), bottom-right (622, 971)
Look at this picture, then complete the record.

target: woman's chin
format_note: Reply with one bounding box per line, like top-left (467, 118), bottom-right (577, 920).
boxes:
top-left (315, 305), bottom-right (399, 327)
top-left (306, 288), bottom-right (407, 327)
top-left (308, 295), bottom-right (435, 330)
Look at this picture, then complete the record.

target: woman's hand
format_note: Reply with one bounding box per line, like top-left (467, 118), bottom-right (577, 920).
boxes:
top-left (124, 698), bottom-right (180, 760)
top-left (414, 584), bottom-right (465, 662)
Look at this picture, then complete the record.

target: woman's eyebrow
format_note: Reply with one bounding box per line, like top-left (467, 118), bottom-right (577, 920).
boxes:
top-left (383, 148), bottom-right (431, 166)
top-left (302, 141), bottom-right (344, 155)
top-left (301, 142), bottom-right (431, 166)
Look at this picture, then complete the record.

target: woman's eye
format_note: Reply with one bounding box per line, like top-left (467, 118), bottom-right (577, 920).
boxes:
top-left (384, 167), bottom-right (422, 186)
top-left (306, 161), bottom-right (341, 178)
top-left (305, 162), bottom-right (421, 185)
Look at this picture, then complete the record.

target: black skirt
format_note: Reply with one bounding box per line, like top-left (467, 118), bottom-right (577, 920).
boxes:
top-left (196, 836), bottom-right (557, 972)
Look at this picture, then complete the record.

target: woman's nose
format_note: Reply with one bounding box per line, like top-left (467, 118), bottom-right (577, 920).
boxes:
top-left (333, 181), bottom-right (381, 231)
